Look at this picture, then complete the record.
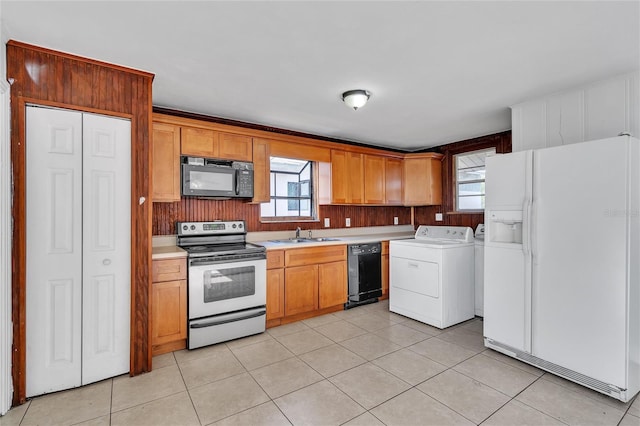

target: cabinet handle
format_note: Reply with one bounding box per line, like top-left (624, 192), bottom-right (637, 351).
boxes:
top-left (102, 259), bottom-right (112, 266)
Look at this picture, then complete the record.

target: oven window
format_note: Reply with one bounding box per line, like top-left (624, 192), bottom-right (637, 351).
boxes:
top-left (202, 266), bottom-right (255, 303)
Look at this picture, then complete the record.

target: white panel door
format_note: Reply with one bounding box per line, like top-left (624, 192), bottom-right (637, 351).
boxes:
top-left (532, 136), bottom-right (628, 386)
top-left (81, 113), bottom-right (131, 384)
top-left (26, 106), bottom-right (83, 396)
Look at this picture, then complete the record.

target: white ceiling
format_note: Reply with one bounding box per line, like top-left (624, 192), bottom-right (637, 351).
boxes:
top-left (1, 1), bottom-right (639, 151)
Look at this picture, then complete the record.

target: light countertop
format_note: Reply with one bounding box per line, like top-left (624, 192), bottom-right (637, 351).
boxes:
top-left (152, 225), bottom-right (417, 253)
top-left (255, 231), bottom-right (415, 250)
top-left (152, 245), bottom-right (187, 260)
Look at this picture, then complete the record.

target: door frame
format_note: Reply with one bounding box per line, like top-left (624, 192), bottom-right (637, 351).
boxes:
top-left (11, 97), bottom-right (144, 405)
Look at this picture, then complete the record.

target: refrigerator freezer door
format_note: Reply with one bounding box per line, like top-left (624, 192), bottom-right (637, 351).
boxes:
top-left (484, 149), bottom-right (533, 353)
top-left (532, 137), bottom-right (629, 387)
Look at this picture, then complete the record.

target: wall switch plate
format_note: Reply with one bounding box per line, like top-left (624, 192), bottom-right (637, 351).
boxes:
top-left (324, 218), bottom-right (330, 227)
top-left (345, 218), bottom-right (351, 227)
top-left (393, 216), bottom-right (399, 225)
top-left (435, 213), bottom-right (443, 221)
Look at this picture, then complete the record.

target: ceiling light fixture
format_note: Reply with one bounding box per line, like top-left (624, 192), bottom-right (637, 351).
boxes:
top-left (342, 89), bottom-right (370, 110)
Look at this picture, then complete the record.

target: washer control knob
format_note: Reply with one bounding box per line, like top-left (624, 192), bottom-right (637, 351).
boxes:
top-left (190, 225), bottom-right (196, 230)
top-left (182, 225), bottom-right (188, 231)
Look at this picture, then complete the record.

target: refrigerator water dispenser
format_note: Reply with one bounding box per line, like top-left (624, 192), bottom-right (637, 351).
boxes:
top-left (488, 210), bottom-right (523, 243)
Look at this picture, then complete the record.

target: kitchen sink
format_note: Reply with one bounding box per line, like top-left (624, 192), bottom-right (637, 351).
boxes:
top-left (269, 238), bottom-right (311, 244)
top-left (269, 237), bottom-right (340, 244)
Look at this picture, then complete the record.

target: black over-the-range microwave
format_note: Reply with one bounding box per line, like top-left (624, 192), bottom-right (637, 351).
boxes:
top-left (181, 156), bottom-right (254, 199)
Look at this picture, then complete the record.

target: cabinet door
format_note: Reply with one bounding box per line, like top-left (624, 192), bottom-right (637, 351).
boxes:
top-left (252, 138), bottom-right (271, 203)
top-left (218, 132), bottom-right (253, 161)
top-left (181, 126), bottom-right (217, 157)
top-left (347, 152), bottom-right (364, 204)
top-left (403, 156), bottom-right (442, 206)
top-left (331, 150), bottom-right (348, 204)
top-left (384, 158), bottom-right (403, 205)
top-left (364, 155), bottom-right (385, 204)
top-left (267, 268), bottom-right (285, 320)
top-left (152, 123), bottom-right (181, 202)
top-left (152, 280), bottom-right (187, 346)
top-left (285, 265), bottom-right (318, 316)
top-left (318, 261), bottom-right (347, 308)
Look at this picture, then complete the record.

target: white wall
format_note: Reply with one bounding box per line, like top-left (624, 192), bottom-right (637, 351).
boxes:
top-left (0, 0), bottom-right (14, 414)
top-left (511, 71), bottom-right (640, 152)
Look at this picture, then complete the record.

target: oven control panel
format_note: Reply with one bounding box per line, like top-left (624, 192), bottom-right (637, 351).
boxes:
top-left (177, 221), bottom-right (245, 236)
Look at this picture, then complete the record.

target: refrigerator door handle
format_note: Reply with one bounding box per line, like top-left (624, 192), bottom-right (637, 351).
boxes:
top-left (522, 200), bottom-right (530, 255)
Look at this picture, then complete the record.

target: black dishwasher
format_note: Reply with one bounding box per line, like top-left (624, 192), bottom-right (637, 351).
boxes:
top-left (345, 242), bottom-right (382, 309)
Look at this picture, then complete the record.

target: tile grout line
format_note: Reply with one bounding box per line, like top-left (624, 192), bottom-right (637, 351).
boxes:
top-left (495, 373), bottom-right (572, 426)
top-left (174, 350), bottom-right (207, 426)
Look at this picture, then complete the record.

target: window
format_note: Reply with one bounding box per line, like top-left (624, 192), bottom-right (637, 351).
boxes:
top-left (260, 157), bottom-right (316, 220)
top-left (454, 148), bottom-right (495, 211)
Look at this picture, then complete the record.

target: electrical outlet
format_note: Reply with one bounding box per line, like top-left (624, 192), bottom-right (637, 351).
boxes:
top-left (393, 216), bottom-right (399, 225)
top-left (435, 213), bottom-right (443, 221)
top-left (345, 218), bottom-right (351, 227)
top-left (324, 218), bottom-right (330, 228)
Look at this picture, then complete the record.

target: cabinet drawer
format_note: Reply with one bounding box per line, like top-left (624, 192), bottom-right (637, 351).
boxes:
top-left (267, 250), bottom-right (285, 269)
top-left (152, 258), bottom-right (187, 282)
top-left (285, 245), bottom-right (346, 267)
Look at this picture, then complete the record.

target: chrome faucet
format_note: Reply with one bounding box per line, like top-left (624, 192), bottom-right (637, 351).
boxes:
top-left (295, 227), bottom-right (301, 239)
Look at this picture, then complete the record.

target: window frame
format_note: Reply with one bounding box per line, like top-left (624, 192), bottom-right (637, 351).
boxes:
top-left (454, 147), bottom-right (496, 212)
top-left (439, 132), bottom-right (511, 216)
top-left (260, 157), bottom-right (318, 222)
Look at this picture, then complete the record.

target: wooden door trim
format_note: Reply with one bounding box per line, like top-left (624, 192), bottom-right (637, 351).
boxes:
top-left (20, 97), bottom-right (134, 120)
top-left (11, 97), bottom-right (149, 405)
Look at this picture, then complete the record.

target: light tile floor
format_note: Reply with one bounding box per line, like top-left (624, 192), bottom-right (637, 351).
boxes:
top-left (2, 300), bottom-right (639, 426)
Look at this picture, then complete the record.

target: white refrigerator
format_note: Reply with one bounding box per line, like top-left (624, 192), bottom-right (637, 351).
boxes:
top-left (484, 135), bottom-right (639, 402)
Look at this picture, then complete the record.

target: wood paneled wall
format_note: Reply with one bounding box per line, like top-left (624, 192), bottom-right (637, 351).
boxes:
top-left (414, 131), bottom-right (512, 230)
top-left (153, 199), bottom-right (412, 235)
top-left (7, 41), bottom-right (154, 405)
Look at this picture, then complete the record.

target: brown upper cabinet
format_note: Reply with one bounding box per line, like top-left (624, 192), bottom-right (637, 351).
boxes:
top-left (332, 151), bottom-right (405, 206)
top-left (385, 158), bottom-right (403, 205)
top-left (151, 112), bottom-right (444, 207)
top-left (403, 153), bottom-right (444, 206)
top-left (152, 123), bottom-right (181, 202)
top-left (182, 128), bottom-right (252, 162)
top-left (251, 138), bottom-right (271, 204)
top-left (364, 154), bottom-right (386, 204)
top-left (331, 150), bottom-right (364, 204)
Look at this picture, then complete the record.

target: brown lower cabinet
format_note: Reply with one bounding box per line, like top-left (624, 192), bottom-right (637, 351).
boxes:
top-left (267, 245), bottom-right (347, 327)
top-left (151, 257), bottom-right (188, 356)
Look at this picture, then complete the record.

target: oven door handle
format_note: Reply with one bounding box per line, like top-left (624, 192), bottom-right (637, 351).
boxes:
top-left (190, 307), bottom-right (266, 329)
top-left (190, 256), bottom-right (265, 266)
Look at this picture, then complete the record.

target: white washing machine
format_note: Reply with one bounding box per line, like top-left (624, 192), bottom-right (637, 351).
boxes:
top-left (474, 224), bottom-right (485, 317)
top-left (389, 226), bottom-right (475, 329)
